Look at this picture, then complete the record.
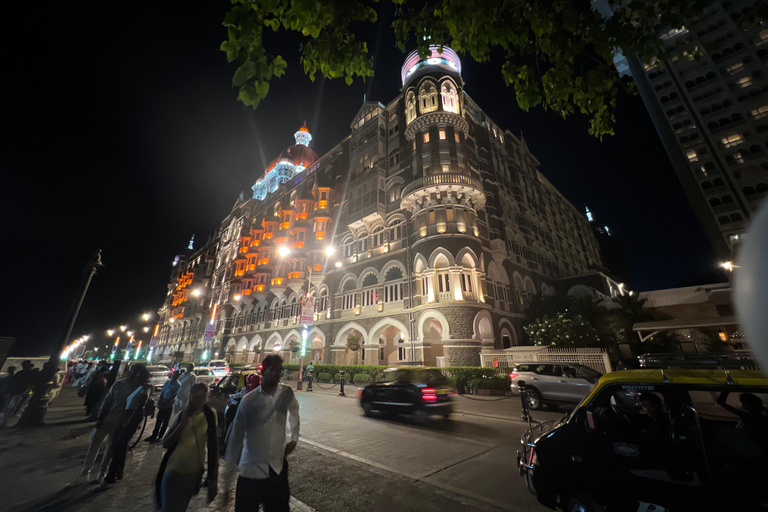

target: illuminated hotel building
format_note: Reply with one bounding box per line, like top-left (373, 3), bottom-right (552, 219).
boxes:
top-left (593, 0), bottom-right (768, 258)
top-left (155, 47), bottom-right (611, 367)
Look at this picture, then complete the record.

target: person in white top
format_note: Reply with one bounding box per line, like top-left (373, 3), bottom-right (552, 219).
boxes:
top-left (224, 355), bottom-right (299, 512)
top-left (173, 364), bottom-right (197, 418)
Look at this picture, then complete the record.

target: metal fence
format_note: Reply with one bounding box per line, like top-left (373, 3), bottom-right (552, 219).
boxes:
top-left (480, 347), bottom-right (612, 374)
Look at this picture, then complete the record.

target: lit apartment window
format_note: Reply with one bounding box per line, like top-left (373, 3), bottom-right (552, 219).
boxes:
top-left (423, 132), bottom-right (430, 143)
top-left (736, 76), bottom-right (752, 88)
top-left (442, 164), bottom-right (450, 173)
top-left (721, 134), bottom-right (744, 149)
top-left (726, 62), bottom-right (744, 73)
top-left (439, 129), bottom-right (446, 140)
top-left (686, 150), bottom-right (699, 163)
top-left (735, 152), bottom-right (745, 164)
top-left (455, 133), bottom-right (460, 143)
top-left (751, 105), bottom-right (768, 120)
top-left (756, 29), bottom-right (768, 46)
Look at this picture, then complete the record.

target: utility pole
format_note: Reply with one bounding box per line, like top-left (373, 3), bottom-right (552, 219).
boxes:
top-left (19, 250), bottom-right (103, 426)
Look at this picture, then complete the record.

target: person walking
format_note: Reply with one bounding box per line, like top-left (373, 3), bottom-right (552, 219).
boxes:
top-left (173, 364), bottom-right (197, 418)
top-left (79, 364), bottom-right (146, 483)
top-left (84, 369), bottom-right (109, 420)
top-left (155, 383), bottom-right (218, 512)
top-left (304, 362), bottom-right (315, 388)
top-left (2, 360), bottom-right (34, 427)
top-left (145, 371), bottom-right (181, 443)
top-left (225, 355), bottom-right (299, 512)
top-left (0, 366), bottom-right (16, 412)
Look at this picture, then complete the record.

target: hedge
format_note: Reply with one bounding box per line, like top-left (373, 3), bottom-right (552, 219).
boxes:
top-left (317, 372), bottom-right (332, 383)
top-left (442, 366), bottom-right (499, 393)
top-left (353, 374), bottom-right (372, 385)
top-left (466, 376), bottom-right (508, 392)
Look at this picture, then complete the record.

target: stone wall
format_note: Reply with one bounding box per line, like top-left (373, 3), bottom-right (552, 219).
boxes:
top-left (444, 343), bottom-right (481, 367)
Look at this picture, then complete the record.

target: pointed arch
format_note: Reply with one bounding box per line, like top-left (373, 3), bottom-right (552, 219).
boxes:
top-left (380, 260), bottom-right (407, 283)
top-left (440, 78), bottom-right (459, 113)
top-left (418, 80), bottom-right (438, 114)
top-left (248, 334), bottom-right (263, 352)
top-left (357, 267), bottom-right (380, 288)
top-left (414, 253), bottom-right (429, 274)
top-left (456, 247), bottom-right (479, 268)
top-left (334, 322), bottom-right (369, 346)
top-left (417, 309), bottom-right (451, 341)
top-left (264, 332), bottom-right (283, 351)
top-left (369, 317), bottom-right (410, 344)
top-left (405, 89), bottom-right (417, 125)
top-left (428, 247), bottom-right (455, 267)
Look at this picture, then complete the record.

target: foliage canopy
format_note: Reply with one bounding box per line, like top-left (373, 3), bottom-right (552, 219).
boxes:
top-left (220, 0), bottom-right (716, 137)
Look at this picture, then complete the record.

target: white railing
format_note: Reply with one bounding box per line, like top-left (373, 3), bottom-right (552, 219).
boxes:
top-left (480, 347), bottom-right (612, 374)
top-left (436, 291), bottom-right (453, 302)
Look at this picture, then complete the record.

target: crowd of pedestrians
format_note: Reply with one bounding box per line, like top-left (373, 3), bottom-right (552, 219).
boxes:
top-left (57, 354), bottom-right (300, 512)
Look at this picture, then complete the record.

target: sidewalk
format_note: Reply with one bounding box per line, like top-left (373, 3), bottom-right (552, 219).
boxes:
top-left (0, 387), bottom-right (314, 512)
top-left (288, 380), bottom-right (565, 423)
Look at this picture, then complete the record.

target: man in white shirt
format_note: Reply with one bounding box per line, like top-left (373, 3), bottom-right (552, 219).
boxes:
top-left (225, 355), bottom-right (299, 512)
top-left (173, 363), bottom-right (197, 418)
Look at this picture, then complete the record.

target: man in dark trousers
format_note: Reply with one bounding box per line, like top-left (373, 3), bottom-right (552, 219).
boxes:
top-left (145, 370), bottom-right (180, 443)
top-left (225, 355), bottom-right (300, 512)
top-left (2, 361), bottom-right (34, 427)
top-left (95, 364), bottom-right (150, 491)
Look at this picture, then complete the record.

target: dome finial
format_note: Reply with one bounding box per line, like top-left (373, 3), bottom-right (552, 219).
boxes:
top-left (294, 122), bottom-right (312, 146)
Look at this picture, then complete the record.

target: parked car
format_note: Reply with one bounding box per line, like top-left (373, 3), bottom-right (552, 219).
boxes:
top-left (201, 360), bottom-right (231, 380)
top-left (207, 369), bottom-right (261, 443)
top-left (517, 368), bottom-right (768, 511)
top-left (359, 367), bottom-right (455, 421)
top-left (146, 365), bottom-right (171, 390)
top-left (191, 367), bottom-right (216, 386)
top-left (508, 363), bottom-right (601, 410)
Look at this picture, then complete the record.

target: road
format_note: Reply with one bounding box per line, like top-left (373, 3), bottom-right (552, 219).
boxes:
top-left (294, 387), bottom-right (566, 511)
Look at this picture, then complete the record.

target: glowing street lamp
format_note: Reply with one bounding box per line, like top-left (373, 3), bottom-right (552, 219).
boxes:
top-left (192, 289), bottom-right (201, 297)
top-left (120, 325), bottom-right (127, 332)
top-left (143, 326), bottom-right (150, 333)
top-left (335, 261), bottom-right (342, 268)
top-left (324, 246), bottom-right (335, 257)
top-left (107, 329), bottom-right (114, 336)
top-left (142, 313), bottom-right (150, 321)
top-left (278, 246), bottom-right (291, 258)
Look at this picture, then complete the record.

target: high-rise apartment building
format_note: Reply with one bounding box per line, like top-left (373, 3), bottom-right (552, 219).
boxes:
top-left (593, 0), bottom-right (768, 258)
top-left (153, 47), bottom-right (614, 368)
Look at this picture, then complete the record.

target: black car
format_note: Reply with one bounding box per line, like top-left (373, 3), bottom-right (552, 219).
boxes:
top-left (359, 367), bottom-right (455, 421)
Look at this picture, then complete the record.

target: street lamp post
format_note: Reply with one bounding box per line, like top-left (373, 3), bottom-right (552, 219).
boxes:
top-left (19, 250), bottom-right (104, 427)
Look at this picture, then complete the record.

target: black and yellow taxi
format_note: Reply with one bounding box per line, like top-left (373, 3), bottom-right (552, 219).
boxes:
top-left (208, 368), bottom-right (261, 441)
top-left (359, 367), bottom-right (455, 421)
top-left (518, 367), bottom-right (768, 512)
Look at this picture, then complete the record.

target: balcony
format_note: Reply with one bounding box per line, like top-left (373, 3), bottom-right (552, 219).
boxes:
top-left (346, 200), bottom-right (386, 230)
top-left (400, 173), bottom-right (485, 212)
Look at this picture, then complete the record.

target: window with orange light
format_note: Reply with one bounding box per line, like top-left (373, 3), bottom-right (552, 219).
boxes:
top-left (314, 264), bottom-right (322, 272)
top-left (316, 232), bottom-right (325, 240)
top-left (256, 284), bottom-right (265, 291)
top-left (293, 241), bottom-right (305, 249)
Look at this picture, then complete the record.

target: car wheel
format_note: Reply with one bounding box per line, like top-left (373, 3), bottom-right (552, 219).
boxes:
top-left (362, 401), bottom-right (374, 417)
top-left (413, 408), bottom-right (429, 424)
top-left (565, 491), bottom-right (604, 512)
top-left (526, 388), bottom-right (543, 410)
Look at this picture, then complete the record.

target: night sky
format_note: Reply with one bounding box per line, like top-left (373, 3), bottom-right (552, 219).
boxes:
top-left (2, 0), bottom-right (724, 357)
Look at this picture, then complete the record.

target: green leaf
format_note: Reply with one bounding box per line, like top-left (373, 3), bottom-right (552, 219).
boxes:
top-left (233, 60), bottom-right (256, 87)
top-left (345, 75), bottom-right (353, 85)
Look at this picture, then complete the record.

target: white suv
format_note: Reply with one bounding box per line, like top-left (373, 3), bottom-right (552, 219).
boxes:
top-left (509, 363), bottom-right (601, 410)
top-left (201, 360), bottom-right (230, 381)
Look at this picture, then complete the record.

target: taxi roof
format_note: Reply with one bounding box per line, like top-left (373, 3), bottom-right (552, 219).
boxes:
top-left (599, 368), bottom-right (768, 387)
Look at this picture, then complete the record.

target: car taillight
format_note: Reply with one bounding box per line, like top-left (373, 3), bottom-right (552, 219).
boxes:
top-left (167, 373), bottom-right (172, 378)
top-left (510, 372), bottom-right (518, 380)
top-left (528, 448), bottom-right (538, 465)
top-left (422, 388), bottom-right (437, 403)
top-left (224, 367), bottom-right (230, 372)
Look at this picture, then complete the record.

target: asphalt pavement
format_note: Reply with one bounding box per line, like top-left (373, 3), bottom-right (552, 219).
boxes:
top-left (0, 384), bottom-right (566, 512)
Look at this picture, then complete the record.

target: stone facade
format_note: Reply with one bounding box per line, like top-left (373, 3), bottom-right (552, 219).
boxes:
top-left (153, 46), bottom-right (605, 368)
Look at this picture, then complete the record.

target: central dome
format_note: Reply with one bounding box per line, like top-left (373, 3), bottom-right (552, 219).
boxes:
top-left (401, 45), bottom-right (462, 87)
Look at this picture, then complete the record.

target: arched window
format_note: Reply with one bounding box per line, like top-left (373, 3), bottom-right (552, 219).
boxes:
top-left (405, 91), bottom-right (416, 125)
top-left (440, 81), bottom-right (459, 113)
top-left (361, 272), bottom-right (378, 307)
top-left (383, 266), bottom-right (404, 302)
top-left (271, 300), bottom-right (279, 320)
top-left (342, 279), bottom-right (356, 310)
top-left (419, 81), bottom-right (438, 114)
top-left (389, 219), bottom-right (404, 241)
top-left (317, 288), bottom-right (329, 312)
top-left (371, 227), bottom-right (384, 247)
top-left (342, 236), bottom-right (354, 258)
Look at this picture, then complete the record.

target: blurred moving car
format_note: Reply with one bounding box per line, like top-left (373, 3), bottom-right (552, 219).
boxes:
top-left (207, 369), bottom-right (261, 443)
top-left (359, 367), bottom-right (454, 421)
top-left (518, 367), bottom-right (768, 512)
top-left (146, 365), bottom-right (171, 390)
top-left (508, 363), bottom-right (601, 410)
top-left (191, 367), bottom-right (216, 386)
top-left (201, 359), bottom-right (230, 380)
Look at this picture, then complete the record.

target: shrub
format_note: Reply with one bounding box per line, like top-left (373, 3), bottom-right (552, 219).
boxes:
top-left (476, 377), bottom-right (508, 390)
top-left (353, 374), bottom-right (372, 385)
top-left (467, 377), bottom-right (482, 392)
top-left (333, 373), bottom-right (342, 382)
top-left (443, 367), bottom-right (498, 393)
top-left (317, 372), bottom-right (332, 383)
